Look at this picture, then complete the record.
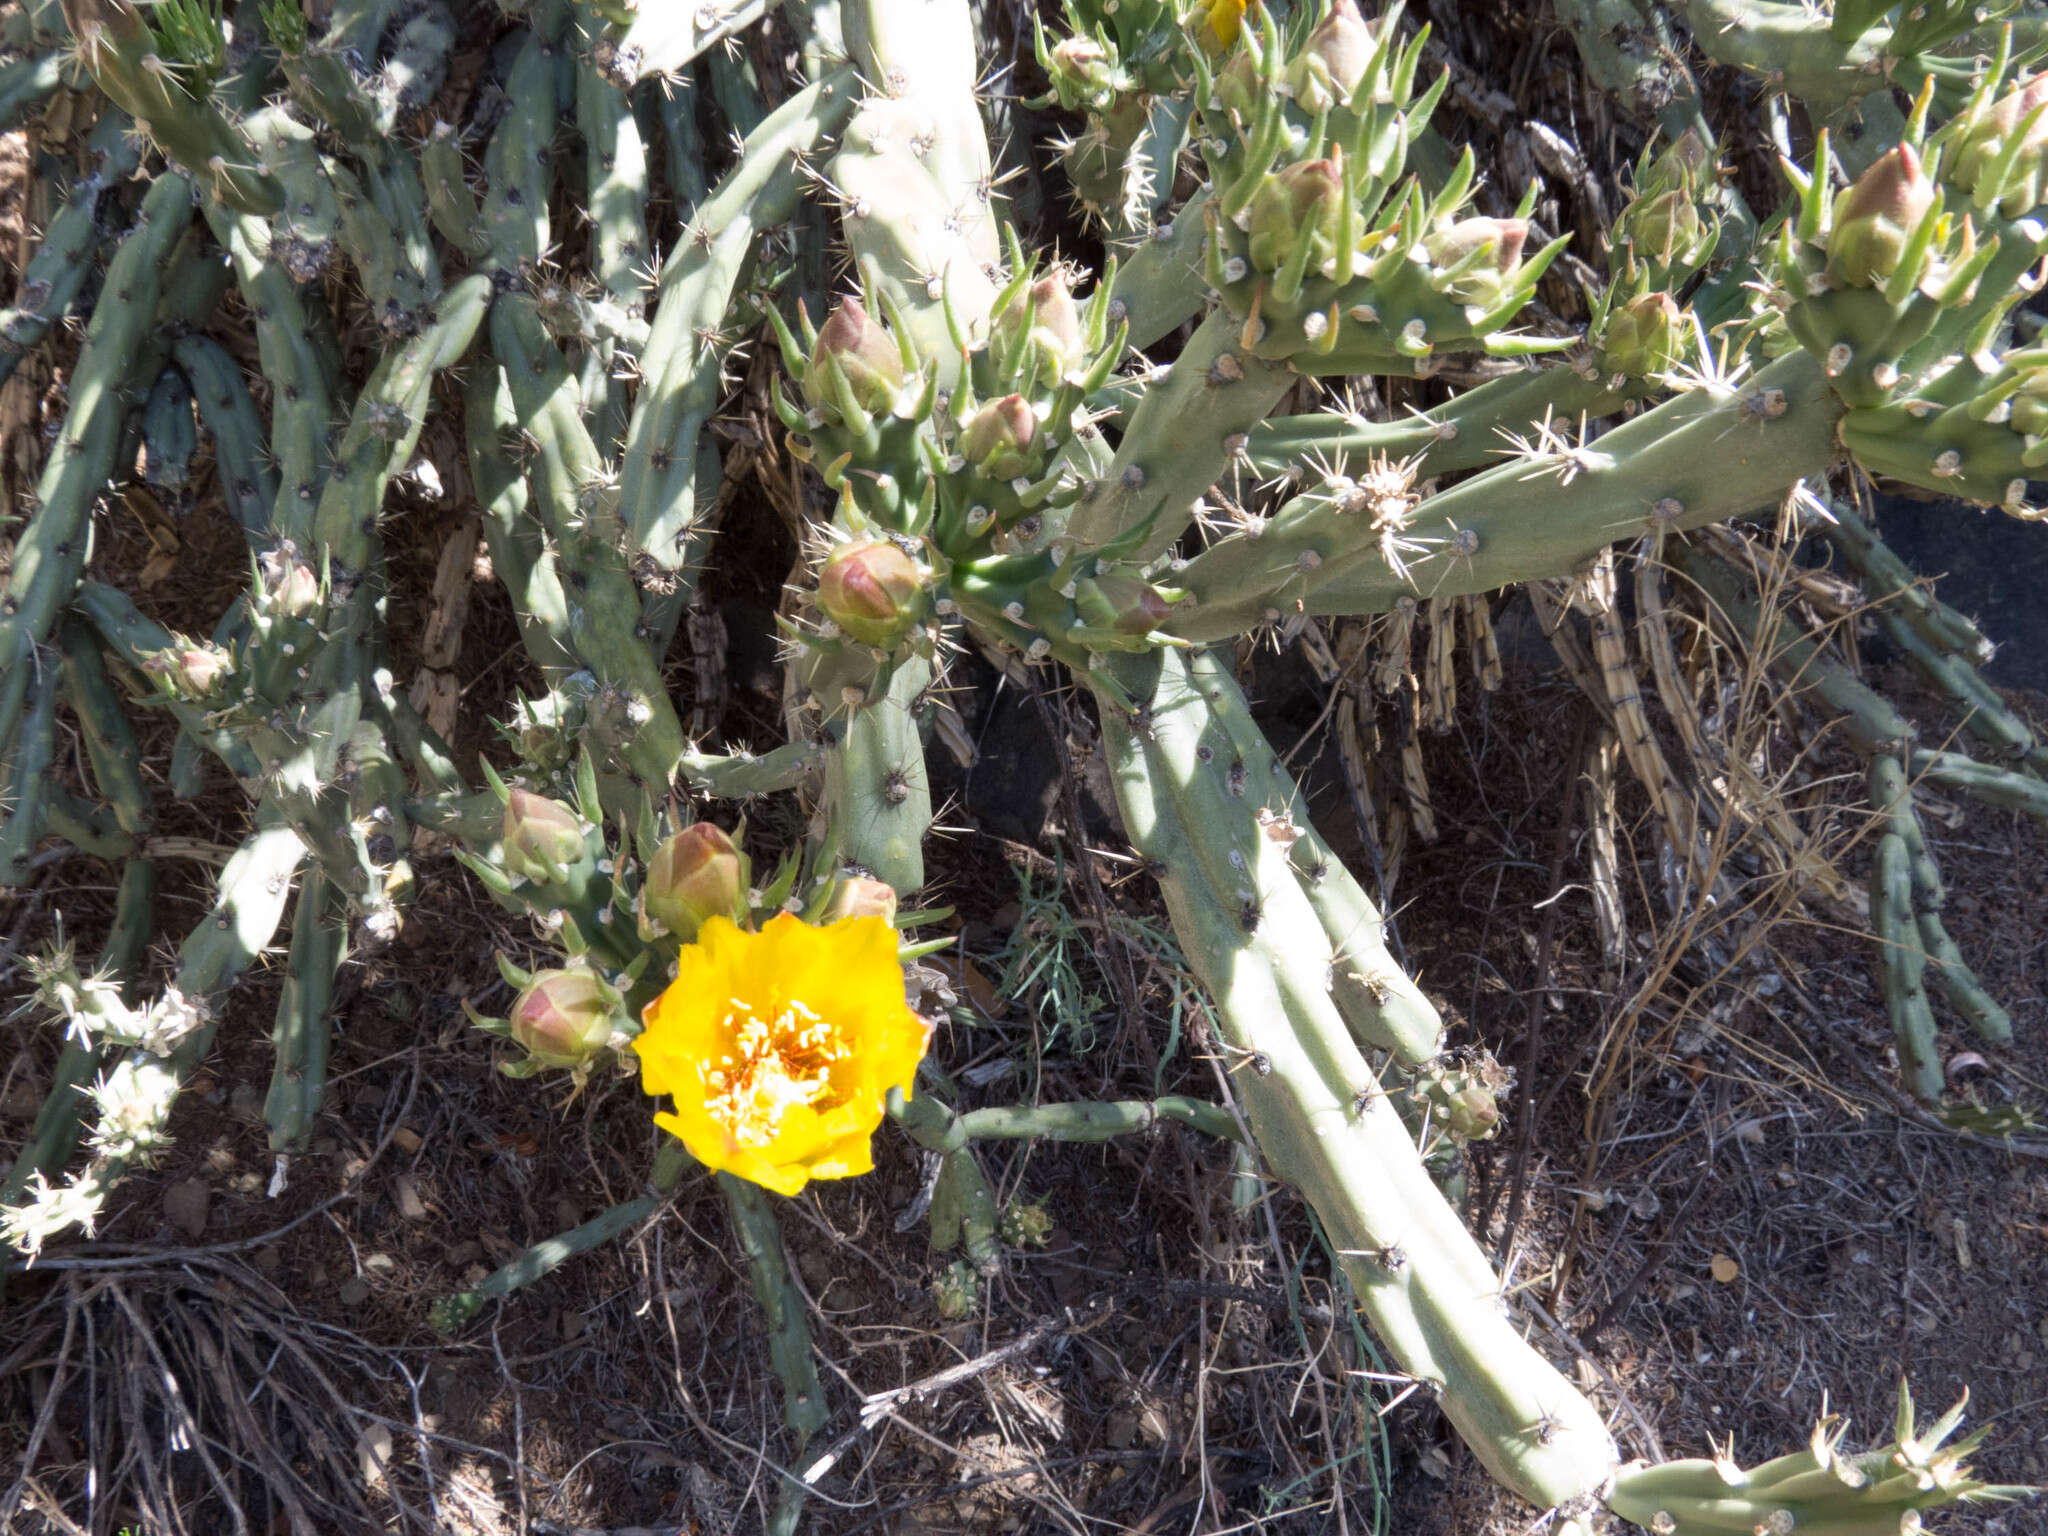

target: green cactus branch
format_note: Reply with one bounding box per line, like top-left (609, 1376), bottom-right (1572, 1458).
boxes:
top-left (1168, 350), bottom-right (1839, 637)
top-left (1095, 647), bottom-right (1618, 1510)
top-left (618, 67), bottom-right (857, 572)
top-left (0, 171), bottom-right (192, 767)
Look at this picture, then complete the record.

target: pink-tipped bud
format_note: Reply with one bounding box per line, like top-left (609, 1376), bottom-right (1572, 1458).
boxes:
top-left (1425, 217), bottom-right (1529, 306)
top-left (959, 394), bottom-right (1040, 479)
top-left (817, 539), bottom-right (927, 648)
top-left (641, 821), bottom-right (748, 941)
top-left (509, 966), bottom-right (618, 1063)
top-left (1828, 145), bottom-right (1934, 288)
top-left (500, 789), bottom-right (587, 883)
top-left (807, 297), bottom-right (904, 413)
top-left (1246, 157), bottom-right (1345, 276)
top-left (1597, 291), bottom-right (1689, 380)
top-left (996, 273), bottom-right (1086, 378)
top-left (146, 644), bottom-right (232, 699)
top-left (271, 561), bottom-right (320, 618)
top-left (1952, 74), bottom-right (2048, 217)
top-left (1287, 0), bottom-right (1374, 113)
top-left (1047, 35), bottom-right (1118, 99)
top-left (821, 875), bottom-right (898, 925)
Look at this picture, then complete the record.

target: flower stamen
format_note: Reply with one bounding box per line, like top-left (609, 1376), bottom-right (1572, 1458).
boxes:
top-left (703, 998), bottom-right (852, 1148)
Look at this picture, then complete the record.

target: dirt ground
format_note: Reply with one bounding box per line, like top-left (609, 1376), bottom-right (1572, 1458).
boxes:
top-left (4, 5), bottom-right (2048, 1534)
top-left (4, 466), bottom-right (2045, 1533)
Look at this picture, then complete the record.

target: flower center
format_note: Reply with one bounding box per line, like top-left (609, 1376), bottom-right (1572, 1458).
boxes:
top-left (702, 998), bottom-right (850, 1148)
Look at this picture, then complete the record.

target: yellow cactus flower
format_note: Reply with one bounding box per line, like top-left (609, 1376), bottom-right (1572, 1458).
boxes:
top-left (1199, 0), bottom-right (1252, 54)
top-left (636, 913), bottom-right (929, 1196)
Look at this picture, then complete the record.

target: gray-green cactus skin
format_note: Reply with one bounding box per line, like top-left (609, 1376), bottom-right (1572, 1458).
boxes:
top-left (2, 0), bottom-right (2042, 1528)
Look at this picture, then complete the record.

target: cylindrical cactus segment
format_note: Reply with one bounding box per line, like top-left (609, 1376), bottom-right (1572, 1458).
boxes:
top-left (1098, 648), bottom-right (1617, 1509)
top-left (265, 868), bottom-right (349, 1152)
top-left (1179, 648), bottom-right (1445, 1066)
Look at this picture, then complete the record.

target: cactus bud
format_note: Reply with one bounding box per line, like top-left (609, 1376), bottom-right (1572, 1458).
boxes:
top-left (1639, 130), bottom-right (1714, 201)
top-left (807, 297), bottom-right (904, 413)
top-left (1286, 0), bottom-right (1374, 113)
top-left (508, 966), bottom-right (619, 1064)
top-left (1596, 291), bottom-right (1689, 379)
top-left (1046, 35), bottom-right (1119, 100)
top-left (1951, 73), bottom-right (2048, 217)
top-left (1212, 47), bottom-right (1262, 118)
top-left (821, 875), bottom-right (899, 925)
top-left (145, 644), bottom-right (232, 699)
top-left (1827, 145), bottom-right (1933, 288)
top-left (999, 1200), bottom-right (1054, 1248)
top-left (500, 789), bottom-right (587, 883)
top-left (1425, 217), bottom-right (1529, 307)
top-left (817, 539), bottom-right (928, 648)
top-left (266, 560), bottom-right (320, 618)
top-left (933, 1257), bottom-right (980, 1318)
top-left (959, 394), bottom-right (1041, 478)
top-left (641, 821), bottom-right (748, 940)
top-left (1616, 188), bottom-right (1711, 270)
top-left (996, 273), bottom-right (1086, 378)
top-left (1407, 1049), bottom-right (1509, 1143)
top-left (1246, 157), bottom-right (1346, 276)
top-left (1076, 570), bottom-right (1176, 635)
top-left (2009, 370), bottom-right (2048, 437)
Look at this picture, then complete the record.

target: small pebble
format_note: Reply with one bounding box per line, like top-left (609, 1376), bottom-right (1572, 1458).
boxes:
top-left (163, 1177), bottom-right (210, 1240)
top-left (395, 1175), bottom-right (428, 1221)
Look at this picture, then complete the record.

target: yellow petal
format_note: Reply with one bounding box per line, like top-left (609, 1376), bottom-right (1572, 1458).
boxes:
top-left (801, 1128), bottom-right (877, 1182)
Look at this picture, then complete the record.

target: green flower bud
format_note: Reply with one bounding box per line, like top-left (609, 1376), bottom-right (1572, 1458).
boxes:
top-left (817, 539), bottom-right (928, 647)
top-left (959, 394), bottom-right (1040, 479)
top-left (1827, 145), bottom-right (1933, 288)
top-left (1952, 73), bottom-right (2048, 217)
top-left (1407, 1049), bottom-right (1509, 1143)
top-left (641, 822), bottom-right (749, 940)
top-left (1076, 570), bottom-right (1176, 635)
top-left (1596, 291), bottom-right (1689, 379)
top-left (1211, 47), bottom-right (1262, 119)
top-left (1425, 217), bottom-right (1528, 308)
top-left (933, 1258), bottom-right (979, 1319)
top-left (999, 1200), bottom-right (1054, 1248)
top-left (1616, 188), bottom-right (1712, 271)
top-left (500, 789), bottom-right (587, 883)
top-left (509, 966), bottom-right (619, 1065)
top-left (2009, 371), bottom-right (2048, 437)
top-left (1637, 129), bottom-right (1714, 202)
top-left (1286, 0), bottom-right (1374, 113)
top-left (821, 875), bottom-right (899, 925)
top-left (1246, 157), bottom-right (1346, 276)
top-left (996, 272), bottom-right (1086, 379)
top-left (806, 297), bottom-right (904, 413)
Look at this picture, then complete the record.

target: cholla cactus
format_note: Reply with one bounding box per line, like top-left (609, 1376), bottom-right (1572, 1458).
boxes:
top-left (1, 0), bottom-right (2042, 1529)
